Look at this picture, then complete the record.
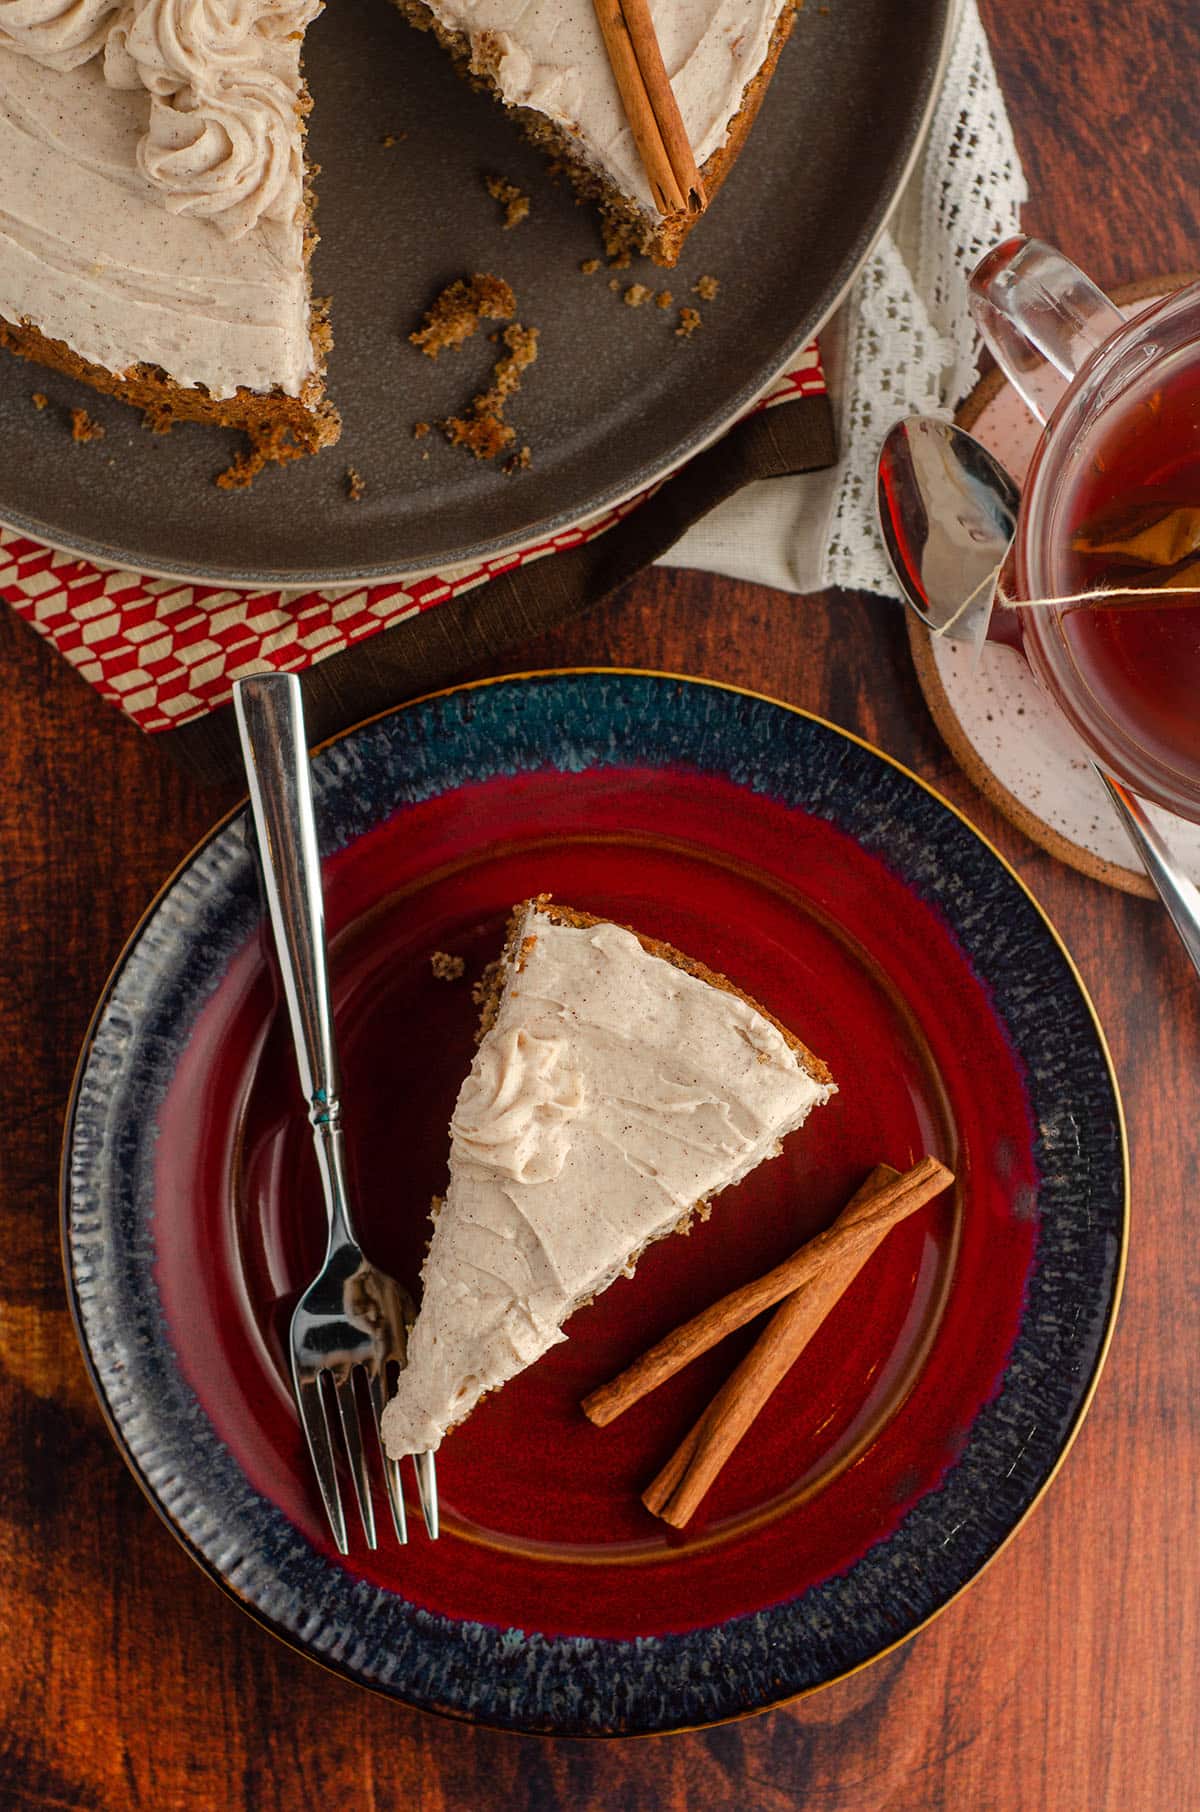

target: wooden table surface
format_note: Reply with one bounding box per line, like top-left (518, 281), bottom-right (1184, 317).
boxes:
top-left (3, 2), bottom-right (1199, 1805)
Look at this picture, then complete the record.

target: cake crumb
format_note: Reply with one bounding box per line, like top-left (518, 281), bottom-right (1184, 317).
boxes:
top-left (442, 321), bottom-right (538, 462)
top-left (607, 251), bottom-right (632, 271)
top-left (380, 130), bottom-right (408, 147)
top-left (608, 277), bottom-right (620, 292)
top-left (215, 423), bottom-right (308, 490)
top-left (675, 307), bottom-right (702, 340)
top-left (70, 407), bottom-right (105, 443)
top-left (430, 950), bottom-right (466, 982)
top-left (413, 420), bottom-right (430, 439)
top-left (654, 290), bottom-right (673, 310)
top-left (503, 444), bottom-right (531, 474)
top-left (31, 392), bottom-right (47, 411)
top-left (579, 258), bottom-right (601, 274)
top-left (409, 273), bottom-right (515, 358)
top-left (216, 449), bottom-right (260, 490)
top-left (443, 414), bottom-right (510, 460)
top-left (623, 283), bottom-right (653, 308)
top-left (344, 465), bottom-right (366, 502)
top-left (694, 274), bottom-right (720, 300)
top-left (485, 174), bottom-right (530, 230)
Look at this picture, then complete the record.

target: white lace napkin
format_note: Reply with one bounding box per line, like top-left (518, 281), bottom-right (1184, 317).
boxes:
top-left (665, 0), bottom-right (1026, 595)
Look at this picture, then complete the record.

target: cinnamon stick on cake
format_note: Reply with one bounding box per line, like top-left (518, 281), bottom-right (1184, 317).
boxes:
top-left (590, 0), bottom-right (707, 218)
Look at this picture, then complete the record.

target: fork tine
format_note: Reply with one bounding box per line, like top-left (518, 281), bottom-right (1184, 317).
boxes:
top-left (367, 1369), bottom-right (408, 1544)
top-left (333, 1371), bottom-right (377, 1549)
top-left (413, 1450), bottom-right (439, 1540)
top-left (294, 1370), bottom-right (348, 1555)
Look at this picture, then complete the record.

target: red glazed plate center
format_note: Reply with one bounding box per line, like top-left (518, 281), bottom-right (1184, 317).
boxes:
top-left (154, 766), bottom-right (1037, 1639)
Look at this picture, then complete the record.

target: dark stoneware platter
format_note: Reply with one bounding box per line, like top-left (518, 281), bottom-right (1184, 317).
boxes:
top-left (0, 0), bottom-right (951, 587)
top-left (63, 672), bottom-right (1127, 1735)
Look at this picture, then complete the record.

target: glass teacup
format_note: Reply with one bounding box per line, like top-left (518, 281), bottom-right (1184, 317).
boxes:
top-left (969, 236), bottom-right (1200, 823)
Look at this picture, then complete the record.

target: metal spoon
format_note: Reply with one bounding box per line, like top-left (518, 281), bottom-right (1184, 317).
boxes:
top-left (877, 415), bottom-right (1200, 978)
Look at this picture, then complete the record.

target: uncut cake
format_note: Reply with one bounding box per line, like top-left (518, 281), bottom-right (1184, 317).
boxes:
top-left (0, 0), bottom-right (797, 454)
top-left (381, 897), bottom-right (833, 1461)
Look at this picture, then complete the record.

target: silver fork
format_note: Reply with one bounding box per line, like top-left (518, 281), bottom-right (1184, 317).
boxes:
top-left (234, 672), bottom-right (438, 1553)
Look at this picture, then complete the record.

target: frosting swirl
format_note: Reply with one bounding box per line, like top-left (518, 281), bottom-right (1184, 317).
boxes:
top-left (452, 1028), bottom-right (586, 1185)
top-left (139, 69), bottom-right (301, 236)
top-left (123, 0), bottom-right (315, 93)
top-left (0, 0), bottom-right (123, 71)
top-left (127, 0), bottom-right (317, 236)
top-left (1, 0), bottom-right (317, 237)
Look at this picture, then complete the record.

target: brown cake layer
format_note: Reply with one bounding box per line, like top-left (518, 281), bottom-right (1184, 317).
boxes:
top-left (393, 1), bottom-right (798, 267)
top-left (0, 308), bottom-right (340, 457)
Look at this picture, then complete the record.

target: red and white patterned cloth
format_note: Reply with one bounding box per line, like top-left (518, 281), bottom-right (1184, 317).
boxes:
top-left (1, 345), bottom-right (825, 733)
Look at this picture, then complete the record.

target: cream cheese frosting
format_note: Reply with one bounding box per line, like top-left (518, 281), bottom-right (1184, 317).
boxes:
top-left (423, 0), bottom-right (792, 218)
top-left (381, 906), bottom-right (833, 1460)
top-left (2, 0), bottom-right (316, 236)
top-left (0, 0), bottom-right (317, 395)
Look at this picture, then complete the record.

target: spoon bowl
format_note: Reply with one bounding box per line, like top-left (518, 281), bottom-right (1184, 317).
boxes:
top-left (876, 416), bottom-right (1019, 644)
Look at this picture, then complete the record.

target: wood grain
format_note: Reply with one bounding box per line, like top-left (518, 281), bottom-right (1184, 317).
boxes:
top-left (3, 0), bottom-right (1199, 1802)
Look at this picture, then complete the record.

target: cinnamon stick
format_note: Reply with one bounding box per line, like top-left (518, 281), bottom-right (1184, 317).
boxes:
top-left (644, 1165), bottom-right (921, 1526)
top-left (592, 0), bottom-right (707, 217)
top-left (639, 1174), bottom-right (903, 1523)
top-left (582, 1156), bottom-right (951, 1428)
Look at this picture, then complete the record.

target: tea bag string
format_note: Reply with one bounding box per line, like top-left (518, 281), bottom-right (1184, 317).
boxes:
top-left (930, 572), bottom-right (1200, 639)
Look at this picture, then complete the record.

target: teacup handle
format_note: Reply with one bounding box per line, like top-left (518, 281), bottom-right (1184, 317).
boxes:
top-left (968, 236), bottom-right (1127, 425)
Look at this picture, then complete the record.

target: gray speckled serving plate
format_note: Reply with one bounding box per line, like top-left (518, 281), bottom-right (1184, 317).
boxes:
top-left (62, 672), bottom-right (1127, 1736)
top-left (0, 0), bottom-right (951, 587)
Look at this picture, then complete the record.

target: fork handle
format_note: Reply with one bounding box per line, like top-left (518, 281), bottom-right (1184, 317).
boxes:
top-left (234, 672), bottom-right (344, 1133)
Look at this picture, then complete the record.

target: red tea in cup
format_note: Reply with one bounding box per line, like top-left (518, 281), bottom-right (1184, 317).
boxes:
top-left (1052, 350), bottom-right (1200, 796)
top-left (973, 238), bottom-right (1200, 820)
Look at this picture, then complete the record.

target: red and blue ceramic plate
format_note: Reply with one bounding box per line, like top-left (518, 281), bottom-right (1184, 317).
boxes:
top-left (62, 671), bottom-right (1127, 1736)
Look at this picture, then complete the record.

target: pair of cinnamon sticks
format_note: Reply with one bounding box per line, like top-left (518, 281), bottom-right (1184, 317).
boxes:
top-left (582, 1156), bottom-right (954, 1528)
top-left (592, 0), bottom-right (707, 217)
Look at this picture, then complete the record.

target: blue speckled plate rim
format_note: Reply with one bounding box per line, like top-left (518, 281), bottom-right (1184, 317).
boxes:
top-left (60, 670), bottom-right (1129, 1737)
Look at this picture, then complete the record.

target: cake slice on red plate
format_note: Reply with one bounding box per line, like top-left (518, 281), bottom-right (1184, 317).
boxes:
top-left (381, 895), bottom-right (833, 1460)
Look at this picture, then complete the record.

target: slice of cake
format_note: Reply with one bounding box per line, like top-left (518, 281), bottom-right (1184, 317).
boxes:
top-left (0, 0), bottom-right (339, 464)
top-left (393, 0), bottom-right (799, 266)
top-left (381, 897), bottom-right (834, 1460)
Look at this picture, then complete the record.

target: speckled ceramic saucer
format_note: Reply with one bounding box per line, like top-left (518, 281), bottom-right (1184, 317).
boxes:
top-left (62, 671), bottom-right (1126, 1735)
top-left (909, 275), bottom-right (1200, 897)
